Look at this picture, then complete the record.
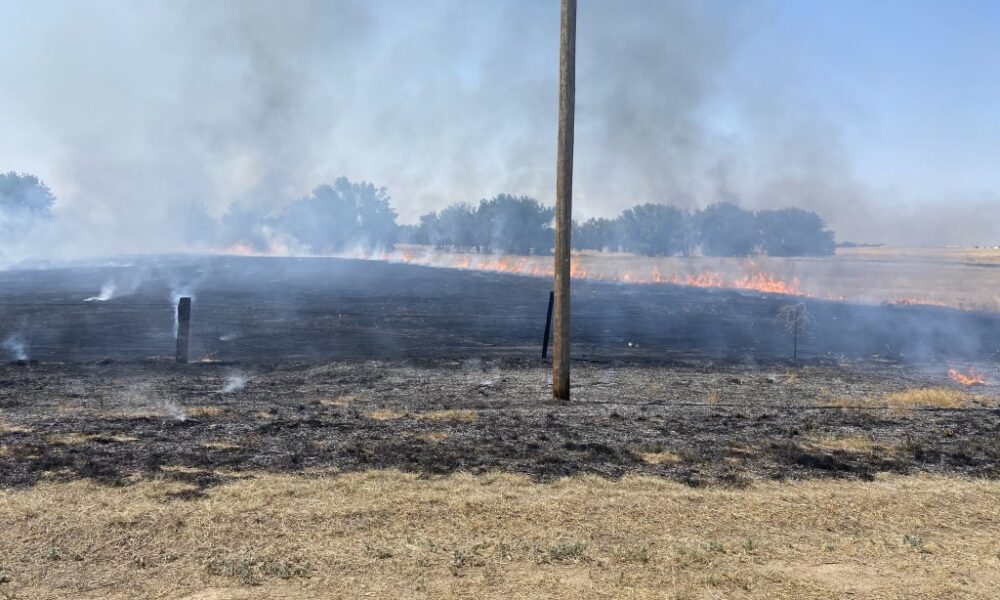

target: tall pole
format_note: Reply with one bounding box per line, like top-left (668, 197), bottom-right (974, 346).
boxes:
top-left (553, 0), bottom-right (576, 400)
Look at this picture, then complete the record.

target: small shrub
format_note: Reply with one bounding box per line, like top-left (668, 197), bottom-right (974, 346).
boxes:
top-left (204, 553), bottom-right (310, 585)
top-left (539, 542), bottom-right (587, 564)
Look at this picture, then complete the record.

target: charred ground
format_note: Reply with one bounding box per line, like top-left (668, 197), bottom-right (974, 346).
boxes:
top-left (1, 256), bottom-right (998, 492)
top-left (1, 255), bottom-right (1000, 363)
top-left (1, 358), bottom-right (998, 491)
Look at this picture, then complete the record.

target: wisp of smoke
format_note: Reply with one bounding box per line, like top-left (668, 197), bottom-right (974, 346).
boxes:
top-left (221, 372), bottom-right (247, 393)
top-left (2, 334), bottom-right (28, 361)
top-left (170, 289), bottom-right (195, 336)
top-left (84, 281), bottom-right (117, 302)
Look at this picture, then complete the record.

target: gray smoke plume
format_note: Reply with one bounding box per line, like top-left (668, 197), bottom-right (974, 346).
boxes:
top-left (0, 0), bottom-right (996, 258)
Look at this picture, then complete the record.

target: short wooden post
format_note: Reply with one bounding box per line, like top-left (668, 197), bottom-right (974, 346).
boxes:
top-left (542, 291), bottom-right (555, 358)
top-left (176, 297), bottom-right (191, 364)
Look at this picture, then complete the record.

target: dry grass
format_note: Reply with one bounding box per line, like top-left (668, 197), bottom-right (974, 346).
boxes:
top-left (367, 409), bottom-right (477, 422)
top-left (319, 394), bottom-right (359, 407)
top-left (200, 441), bottom-right (241, 451)
top-left (48, 433), bottom-right (138, 445)
top-left (827, 387), bottom-right (985, 414)
top-left (416, 409), bottom-right (477, 422)
top-left (185, 405), bottom-right (227, 418)
top-left (366, 408), bottom-right (404, 420)
top-left (638, 450), bottom-right (682, 465)
top-left (803, 433), bottom-right (891, 455)
top-left (1, 471), bottom-right (998, 599)
top-left (418, 430), bottom-right (450, 443)
top-left (0, 419), bottom-right (31, 435)
top-left (884, 387), bottom-right (969, 408)
top-left (0, 444), bottom-right (39, 459)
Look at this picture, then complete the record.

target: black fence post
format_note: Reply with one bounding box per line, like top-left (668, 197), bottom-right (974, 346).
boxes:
top-left (542, 291), bottom-right (555, 358)
top-left (176, 297), bottom-right (191, 364)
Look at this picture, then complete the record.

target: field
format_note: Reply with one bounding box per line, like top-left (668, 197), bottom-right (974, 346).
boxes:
top-left (1, 250), bottom-right (999, 599)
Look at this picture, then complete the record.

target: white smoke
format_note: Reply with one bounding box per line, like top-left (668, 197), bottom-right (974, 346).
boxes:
top-left (84, 281), bottom-right (117, 302)
top-left (170, 289), bottom-right (195, 336)
top-left (2, 334), bottom-right (28, 361)
top-left (116, 381), bottom-right (186, 420)
top-left (221, 372), bottom-right (248, 393)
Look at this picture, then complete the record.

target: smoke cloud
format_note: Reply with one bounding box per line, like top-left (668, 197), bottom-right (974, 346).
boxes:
top-left (0, 0), bottom-right (996, 261)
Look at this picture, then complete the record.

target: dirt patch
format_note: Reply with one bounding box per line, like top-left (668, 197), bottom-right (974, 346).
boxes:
top-left (769, 561), bottom-right (901, 594)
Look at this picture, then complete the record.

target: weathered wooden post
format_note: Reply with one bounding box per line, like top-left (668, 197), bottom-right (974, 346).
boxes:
top-left (552, 0), bottom-right (577, 400)
top-left (176, 297), bottom-right (191, 364)
top-left (542, 291), bottom-right (555, 358)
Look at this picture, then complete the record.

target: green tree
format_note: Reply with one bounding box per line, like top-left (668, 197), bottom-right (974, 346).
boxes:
top-left (756, 208), bottom-right (835, 256)
top-left (695, 202), bottom-right (759, 257)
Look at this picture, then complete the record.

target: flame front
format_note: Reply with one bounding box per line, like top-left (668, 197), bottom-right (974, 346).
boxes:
top-left (381, 250), bottom-right (807, 297)
top-left (948, 367), bottom-right (988, 386)
top-left (217, 243), bottom-right (967, 309)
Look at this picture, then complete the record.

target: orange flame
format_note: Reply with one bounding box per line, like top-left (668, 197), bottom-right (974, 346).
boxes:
top-left (214, 244), bottom-right (967, 309)
top-left (948, 367), bottom-right (987, 386)
top-left (381, 251), bottom-right (808, 297)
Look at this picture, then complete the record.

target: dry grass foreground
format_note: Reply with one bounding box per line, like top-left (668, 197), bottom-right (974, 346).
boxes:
top-left (1, 472), bottom-right (999, 600)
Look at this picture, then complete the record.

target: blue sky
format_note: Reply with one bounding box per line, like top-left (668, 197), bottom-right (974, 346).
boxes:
top-left (730, 0), bottom-right (1000, 204)
top-left (1, 0), bottom-right (999, 249)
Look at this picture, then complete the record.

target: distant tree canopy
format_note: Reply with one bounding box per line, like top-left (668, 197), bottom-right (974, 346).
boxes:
top-left (222, 177), bottom-right (398, 253)
top-left (574, 202), bottom-right (835, 258)
top-left (0, 172), bottom-right (55, 237)
top-left (278, 178), bottom-right (398, 252)
top-left (696, 202), bottom-right (760, 257)
top-left (406, 195), bottom-right (554, 255)
top-left (756, 207), bottom-right (836, 257)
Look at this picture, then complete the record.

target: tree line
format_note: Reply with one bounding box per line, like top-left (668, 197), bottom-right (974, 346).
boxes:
top-left (404, 199), bottom-right (835, 257)
top-left (1, 171), bottom-right (836, 258)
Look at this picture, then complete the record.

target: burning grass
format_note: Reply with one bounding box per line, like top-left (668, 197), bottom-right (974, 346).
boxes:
top-left (0, 471), bottom-right (998, 599)
top-left (948, 367), bottom-right (989, 386)
top-left (361, 244), bottom-right (1000, 311)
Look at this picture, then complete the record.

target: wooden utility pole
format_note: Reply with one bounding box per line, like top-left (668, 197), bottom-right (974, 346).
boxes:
top-left (552, 0), bottom-right (576, 400)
